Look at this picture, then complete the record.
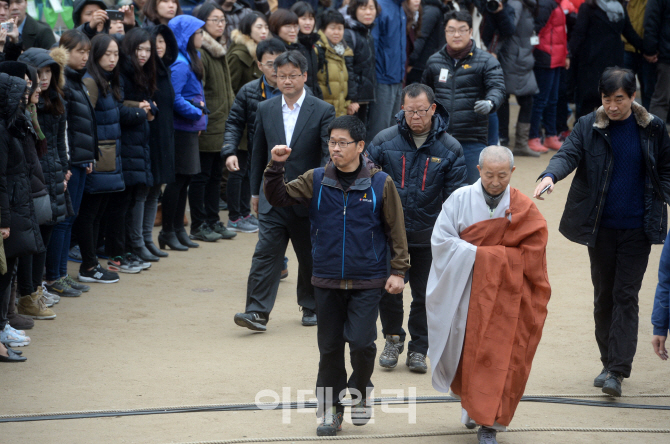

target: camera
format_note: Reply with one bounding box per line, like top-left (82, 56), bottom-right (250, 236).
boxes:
top-left (107, 10), bottom-right (124, 21)
top-left (1, 22), bottom-right (13, 32)
top-left (486, 0), bottom-right (502, 12)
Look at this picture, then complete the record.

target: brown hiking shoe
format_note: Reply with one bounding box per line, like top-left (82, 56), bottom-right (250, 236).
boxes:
top-left (17, 292), bottom-right (56, 320)
top-left (7, 284), bottom-right (34, 330)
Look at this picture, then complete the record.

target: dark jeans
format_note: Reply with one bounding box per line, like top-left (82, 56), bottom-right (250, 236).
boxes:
top-left (379, 246), bottom-right (432, 354)
top-left (0, 257), bottom-right (18, 331)
top-left (189, 152), bottom-right (223, 232)
top-left (488, 112), bottom-right (499, 145)
top-left (460, 141), bottom-right (487, 185)
top-left (74, 192), bottom-right (110, 270)
top-left (105, 186), bottom-right (137, 258)
top-left (245, 206), bottom-right (315, 315)
top-left (162, 174), bottom-right (192, 232)
top-left (498, 95), bottom-right (533, 141)
top-left (17, 225), bottom-right (53, 295)
top-left (530, 67), bottom-right (561, 139)
top-left (587, 227), bottom-right (651, 378)
top-left (556, 67), bottom-right (572, 135)
top-left (623, 51), bottom-right (656, 111)
top-left (142, 184), bottom-right (162, 243)
top-left (650, 62), bottom-right (670, 124)
top-left (367, 83), bottom-right (402, 144)
top-left (315, 286), bottom-right (381, 416)
top-left (354, 103), bottom-right (370, 128)
top-left (226, 149), bottom-right (251, 222)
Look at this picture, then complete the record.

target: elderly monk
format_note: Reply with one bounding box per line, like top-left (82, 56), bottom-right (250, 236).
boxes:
top-left (426, 146), bottom-right (551, 444)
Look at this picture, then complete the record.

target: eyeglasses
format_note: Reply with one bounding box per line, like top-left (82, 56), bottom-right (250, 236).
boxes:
top-left (277, 74), bottom-right (301, 81)
top-left (405, 108), bottom-right (432, 117)
top-left (207, 18), bottom-right (226, 25)
top-left (195, 30), bottom-right (204, 35)
top-left (259, 61), bottom-right (275, 68)
top-left (281, 25), bottom-right (299, 31)
top-left (446, 27), bottom-right (470, 36)
top-left (328, 140), bottom-right (357, 148)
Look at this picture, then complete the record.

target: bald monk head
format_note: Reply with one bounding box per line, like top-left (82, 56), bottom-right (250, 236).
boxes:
top-left (476, 146), bottom-right (516, 197)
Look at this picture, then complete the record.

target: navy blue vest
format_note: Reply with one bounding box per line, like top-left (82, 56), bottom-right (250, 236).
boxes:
top-left (309, 166), bottom-right (389, 281)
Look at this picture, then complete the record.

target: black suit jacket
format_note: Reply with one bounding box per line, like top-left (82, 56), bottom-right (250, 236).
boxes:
top-left (21, 15), bottom-right (57, 51)
top-left (251, 91), bottom-right (335, 215)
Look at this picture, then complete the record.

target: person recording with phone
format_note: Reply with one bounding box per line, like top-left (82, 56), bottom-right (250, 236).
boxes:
top-left (72, 0), bottom-right (136, 39)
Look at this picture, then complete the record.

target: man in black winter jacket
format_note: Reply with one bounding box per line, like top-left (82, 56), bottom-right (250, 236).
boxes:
top-left (422, 10), bottom-right (505, 185)
top-left (367, 83), bottom-right (467, 373)
top-left (534, 68), bottom-right (670, 398)
top-left (644, 0), bottom-right (670, 127)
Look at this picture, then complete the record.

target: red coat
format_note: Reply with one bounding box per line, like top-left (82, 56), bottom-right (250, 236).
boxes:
top-left (534, 0), bottom-right (568, 69)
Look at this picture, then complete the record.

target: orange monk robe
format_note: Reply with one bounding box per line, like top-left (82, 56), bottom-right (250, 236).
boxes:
top-left (450, 188), bottom-right (551, 427)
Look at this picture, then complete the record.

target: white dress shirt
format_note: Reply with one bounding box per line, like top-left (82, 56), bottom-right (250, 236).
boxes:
top-left (281, 88), bottom-right (307, 146)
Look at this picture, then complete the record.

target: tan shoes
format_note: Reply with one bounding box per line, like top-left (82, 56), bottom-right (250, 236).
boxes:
top-left (17, 291), bottom-right (56, 320)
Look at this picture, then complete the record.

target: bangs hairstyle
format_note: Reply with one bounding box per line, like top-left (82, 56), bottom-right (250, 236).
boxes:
top-left (40, 61), bottom-right (65, 116)
top-left (193, 2), bottom-right (224, 24)
top-left (256, 38), bottom-right (286, 61)
top-left (599, 66), bottom-right (636, 98)
top-left (122, 27), bottom-right (158, 95)
top-left (86, 34), bottom-right (122, 101)
top-left (327, 115), bottom-right (366, 143)
top-left (445, 10), bottom-right (473, 30)
top-left (269, 9), bottom-right (299, 36)
top-left (347, 0), bottom-right (382, 20)
top-left (143, 0), bottom-right (183, 25)
top-left (290, 1), bottom-right (315, 18)
top-left (239, 11), bottom-right (267, 36)
top-left (59, 29), bottom-right (91, 52)
top-left (318, 8), bottom-right (345, 30)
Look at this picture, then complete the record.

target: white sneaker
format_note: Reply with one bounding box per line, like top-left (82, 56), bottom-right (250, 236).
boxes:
top-left (42, 283), bottom-right (61, 304)
top-left (1, 324), bottom-right (31, 347)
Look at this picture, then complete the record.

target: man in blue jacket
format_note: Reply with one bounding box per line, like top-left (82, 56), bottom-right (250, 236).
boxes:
top-left (652, 230), bottom-right (670, 362)
top-left (367, 83), bottom-right (467, 373)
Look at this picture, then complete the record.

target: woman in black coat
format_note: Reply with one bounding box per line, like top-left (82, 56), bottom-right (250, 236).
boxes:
top-left (290, 2), bottom-right (324, 99)
top-left (406, 0), bottom-right (449, 85)
top-left (569, 0), bottom-right (643, 118)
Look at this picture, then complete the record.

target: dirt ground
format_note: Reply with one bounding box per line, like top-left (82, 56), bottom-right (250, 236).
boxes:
top-left (2, 108), bottom-right (669, 444)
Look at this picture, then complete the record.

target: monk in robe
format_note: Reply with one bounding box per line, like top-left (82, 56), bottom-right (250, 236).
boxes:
top-left (425, 146), bottom-right (551, 444)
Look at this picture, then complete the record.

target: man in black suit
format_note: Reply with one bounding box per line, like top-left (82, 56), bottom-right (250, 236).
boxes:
top-left (9, 0), bottom-right (56, 51)
top-left (234, 51), bottom-right (335, 332)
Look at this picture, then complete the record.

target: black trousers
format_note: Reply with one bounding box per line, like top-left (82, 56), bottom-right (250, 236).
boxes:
top-left (74, 192), bottom-right (111, 270)
top-left (105, 187), bottom-right (136, 258)
top-left (17, 224), bottom-right (53, 296)
top-left (588, 227), bottom-right (651, 378)
top-left (245, 206), bottom-right (314, 315)
top-left (226, 149), bottom-right (251, 222)
top-left (189, 152), bottom-right (223, 232)
top-left (379, 246), bottom-right (432, 355)
top-left (498, 94), bottom-right (533, 141)
top-left (315, 286), bottom-right (381, 416)
top-left (162, 174), bottom-right (192, 233)
top-left (0, 257), bottom-right (17, 331)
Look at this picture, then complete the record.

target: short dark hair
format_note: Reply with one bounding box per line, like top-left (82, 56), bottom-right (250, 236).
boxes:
top-left (402, 83), bottom-right (435, 105)
top-left (239, 11), bottom-right (268, 36)
top-left (256, 38), bottom-right (286, 61)
top-left (273, 50), bottom-right (308, 73)
top-left (290, 1), bottom-right (315, 18)
top-left (269, 8), bottom-right (299, 36)
top-left (445, 10), bottom-right (472, 29)
top-left (59, 29), bottom-right (91, 52)
top-left (599, 66), bottom-right (636, 98)
top-left (318, 8), bottom-right (345, 30)
top-left (143, 0), bottom-right (184, 26)
top-left (348, 0), bottom-right (382, 20)
top-left (327, 115), bottom-right (366, 143)
top-left (193, 2), bottom-right (224, 23)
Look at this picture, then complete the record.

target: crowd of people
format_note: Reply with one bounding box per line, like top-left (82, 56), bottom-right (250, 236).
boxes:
top-left (0, 0), bottom-right (670, 443)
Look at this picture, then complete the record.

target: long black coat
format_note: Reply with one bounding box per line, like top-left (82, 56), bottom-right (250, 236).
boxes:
top-left (63, 66), bottom-right (98, 166)
top-left (407, 0), bottom-right (447, 72)
top-left (344, 18), bottom-right (376, 103)
top-left (279, 36), bottom-right (324, 100)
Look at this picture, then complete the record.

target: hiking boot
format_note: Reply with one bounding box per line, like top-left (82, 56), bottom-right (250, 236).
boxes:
top-left (190, 223), bottom-right (223, 242)
top-left (593, 368), bottom-right (607, 387)
top-left (211, 221), bottom-right (237, 239)
top-left (126, 252), bottom-right (151, 270)
top-left (543, 135), bottom-right (562, 150)
top-left (17, 292), bottom-right (57, 320)
top-left (68, 245), bottom-right (82, 262)
top-left (477, 426), bottom-right (498, 444)
top-left (528, 137), bottom-right (549, 153)
top-left (227, 217), bottom-right (258, 233)
top-left (7, 287), bottom-right (34, 330)
top-left (63, 275), bottom-right (90, 293)
top-left (78, 264), bottom-right (120, 284)
top-left (379, 335), bottom-right (404, 368)
top-left (301, 307), bottom-right (317, 326)
top-left (234, 312), bottom-right (268, 331)
top-left (108, 256), bottom-right (142, 274)
top-left (512, 122), bottom-right (540, 157)
top-left (602, 371), bottom-right (624, 397)
top-left (317, 407), bottom-right (343, 436)
top-left (45, 278), bottom-right (82, 297)
top-left (0, 324), bottom-right (31, 347)
top-left (406, 351), bottom-right (428, 373)
top-left (351, 398), bottom-right (372, 426)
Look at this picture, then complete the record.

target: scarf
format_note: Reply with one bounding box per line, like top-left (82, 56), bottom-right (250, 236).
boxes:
top-left (446, 39), bottom-right (474, 61)
top-left (595, 0), bottom-right (624, 22)
top-left (26, 104), bottom-right (47, 158)
top-left (331, 41), bottom-right (346, 56)
top-left (482, 182), bottom-right (505, 210)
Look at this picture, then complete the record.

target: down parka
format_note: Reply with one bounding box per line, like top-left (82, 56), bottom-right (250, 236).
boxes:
top-left (422, 42), bottom-right (506, 144)
top-left (344, 17), bottom-right (376, 103)
top-left (643, 0), bottom-right (670, 64)
top-left (0, 73), bottom-right (45, 259)
top-left (315, 30), bottom-right (354, 117)
top-left (407, 0), bottom-right (447, 73)
top-left (63, 65), bottom-right (98, 167)
top-left (533, 0), bottom-right (568, 69)
top-left (366, 103), bottom-right (468, 247)
top-left (228, 30), bottom-right (262, 94)
top-left (296, 32), bottom-right (324, 100)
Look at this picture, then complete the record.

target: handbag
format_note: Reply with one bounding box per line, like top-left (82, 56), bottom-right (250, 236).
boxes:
top-left (32, 194), bottom-right (53, 225)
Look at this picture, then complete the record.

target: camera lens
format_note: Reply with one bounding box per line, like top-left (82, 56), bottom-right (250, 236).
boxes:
top-left (486, 0), bottom-right (500, 12)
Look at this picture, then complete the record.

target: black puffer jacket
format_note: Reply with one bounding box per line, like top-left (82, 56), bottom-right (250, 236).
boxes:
top-left (0, 73), bottom-right (45, 259)
top-left (63, 66), bottom-right (98, 166)
top-left (643, 0), bottom-right (670, 64)
top-left (344, 17), bottom-right (376, 103)
top-left (407, 0), bottom-right (447, 72)
top-left (278, 36), bottom-right (324, 100)
top-left (367, 103), bottom-right (468, 246)
top-left (539, 103), bottom-right (670, 246)
top-left (422, 43), bottom-right (506, 144)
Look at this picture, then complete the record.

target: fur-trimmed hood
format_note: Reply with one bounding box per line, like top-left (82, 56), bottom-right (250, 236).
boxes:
top-left (594, 101), bottom-right (654, 129)
top-left (231, 29), bottom-right (258, 61)
top-left (201, 30), bottom-right (227, 58)
top-left (18, 47), bottom-right (67, 91)
top-left (49, 47), bottom-right (68, 90)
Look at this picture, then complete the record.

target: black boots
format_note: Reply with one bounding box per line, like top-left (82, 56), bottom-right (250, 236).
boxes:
top-left (158, 231), bottom-right (188, 251)
top-left (132, 245), bottom-right (160, 262)
top-left (145, 241), bottom-right (168, 258)
top-left (175, 229), bottom-right (199, 248)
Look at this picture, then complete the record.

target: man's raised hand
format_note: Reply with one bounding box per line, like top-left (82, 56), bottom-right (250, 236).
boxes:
top-left (271, 145), bottom-right (292, 162)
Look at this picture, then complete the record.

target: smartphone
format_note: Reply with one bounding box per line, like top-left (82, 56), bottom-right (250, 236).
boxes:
top-left (539, 184), bottom-right (551, 196)
top-left (107, 10), bottom-right (124, 21)
top-left (1, 22), bottom-right (14, 32)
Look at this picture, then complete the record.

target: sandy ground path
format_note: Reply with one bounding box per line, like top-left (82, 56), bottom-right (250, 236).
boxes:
top-left (1, 150), bottom-right (669, 444)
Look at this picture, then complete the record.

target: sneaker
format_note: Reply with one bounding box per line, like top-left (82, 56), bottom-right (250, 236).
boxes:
top-left (406, 351), bottom-right (428, 373)
top-left (39, 287), bottom-right (56, 308)
top-left (45, 278), bottom-right (82, 297)
top-left (211, 221), bottom-right (237, 239)
top-left (41, 283), bottom-right (60, 304)
top-left (379, 335), bottom-right (404, 368)
top-left (281, 257), bottom-right (289, 280)
top-left (63, 275), bottom-right (90, 293)
top-left (3, 324), bottom-right (30, 342)
top-left (219, 198), bottom-right (228, 211)
top-left (126, 252), bottom-right (151, 270)
top-left (301, 307), bottom-right (317, 326)
top-left (528, 137), bottom-right (549, 153)
top-left (107, 256), bottom-right (142, 274)
top-left (0, 324), bottom-right (31, 347)
top-left (78, 264), bottom-right (120, 284)
top-left (234, 312), bottom-right (268, 331)
top-left (477, 426), bottom-right (498, 444)
top-left (602, 371), bottom-right (624, 397)
top-left (68, 245), bottom-right (82, 262)
top-left (316, 407), bottom-right (343, 436)
top-left (593, 368), bottom-right (607, 388)
top-left (227, 218), bottom-right (258, 233)
top-left (190, 223), bottom-right (224, 242)
top-left (543, 135), bottom-right (562, 150)
top-left (558, 130), bottom-right (571, 142)
top-left (245, 214), bottom-right (259, 226)
top-left (17, 292), bottom-right (57, 320)
top-left (351, 398), bottom-right (372, 426)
